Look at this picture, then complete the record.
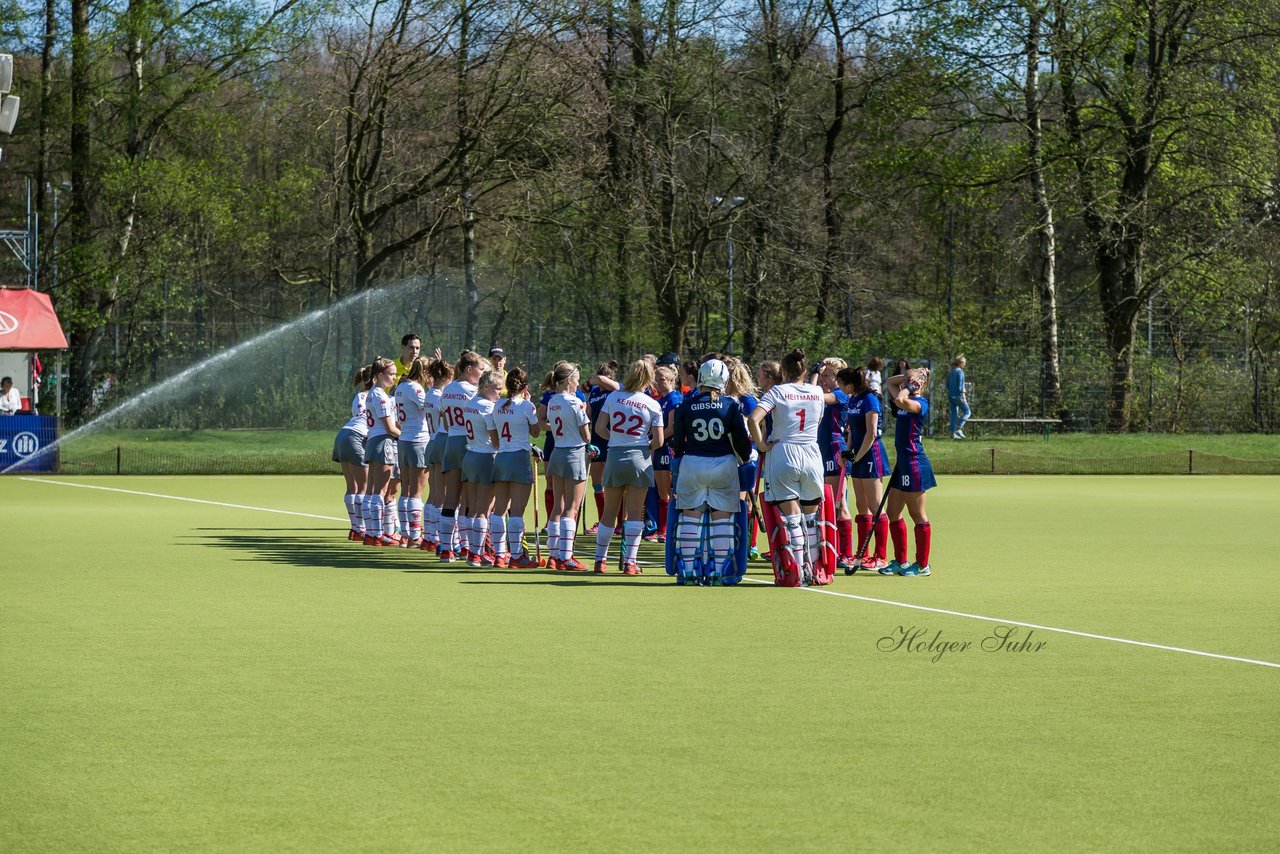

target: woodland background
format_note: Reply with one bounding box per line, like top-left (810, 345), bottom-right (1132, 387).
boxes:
top-left (2, 0), bottom-right (1279, 431)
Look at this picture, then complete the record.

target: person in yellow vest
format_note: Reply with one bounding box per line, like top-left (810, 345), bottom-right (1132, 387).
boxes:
top-left (395, 334), bottom-right (422, 385)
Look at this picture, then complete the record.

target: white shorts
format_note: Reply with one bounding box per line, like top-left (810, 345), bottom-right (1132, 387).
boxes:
top-left (762, 442), bottom-right (824, 504)
top-left (674, 454), bottom-right (740, 513)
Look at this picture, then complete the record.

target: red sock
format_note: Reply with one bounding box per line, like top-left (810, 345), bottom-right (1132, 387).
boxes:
top-left (834, 517), bottom-right (855, 558)
top-left (657, 498), bottom-right (670, 535)
top-left (854, 514), bottom-right (872, 555)
top-left (749, 509), bottom-right (759, 546)
top-left (890, 519), bottom-right (908, 564)
top-left (593, 489), bottom-right (604, 520)
top-left (874, 515), bottom-right (889, 560)
top-left (914, 522), bottom-right (932, 568)
top-left (543, 488), bottom-right (553, 520)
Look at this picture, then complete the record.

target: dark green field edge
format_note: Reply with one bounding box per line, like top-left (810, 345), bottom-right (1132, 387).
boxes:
top-left (7, 446), bottom-right (1278, 475)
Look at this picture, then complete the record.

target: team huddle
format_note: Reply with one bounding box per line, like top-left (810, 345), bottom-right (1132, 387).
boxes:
top-left (333, 335), bottom-right (936, 585)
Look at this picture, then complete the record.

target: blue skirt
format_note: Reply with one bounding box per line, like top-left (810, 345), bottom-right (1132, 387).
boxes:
top-left (891, 452), bottom-right (936, 493)
top-left (851, 441), bottom-right (890, 479)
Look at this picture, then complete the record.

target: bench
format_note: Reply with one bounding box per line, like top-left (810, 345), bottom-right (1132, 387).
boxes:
top-left (962, 417), bottom-right (1063, 438)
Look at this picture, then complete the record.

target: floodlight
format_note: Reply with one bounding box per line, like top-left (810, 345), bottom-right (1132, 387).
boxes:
top-left (0, 96), bottom-right (19, 135)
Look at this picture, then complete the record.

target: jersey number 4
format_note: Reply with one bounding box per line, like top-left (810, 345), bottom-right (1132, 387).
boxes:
top-left (500, 422), bottom-right (512, 442)
top-left (611, 411), bottom-right (646, 436)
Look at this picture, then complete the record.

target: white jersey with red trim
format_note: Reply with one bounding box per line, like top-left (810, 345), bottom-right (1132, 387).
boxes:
top-left (599, 390), bottom-right (662, 449)
top-left (757, 382), bottom-right (823, 445)
top-left (422, 387), bottom-right (443, 438)
top-left (546, 392), bottom-right (589, 448)
top-left (365, 387), bottom-right (396, 440)
top-left (440, 379), bottom-right (478, 437)
top-left (395, 380), bottom-right (428, 443)
top-left (464, 396), bottom-right (497, 453)
top-left (489, 398), bottom-right (538, 453)
top-left (343, 391), bottom-right (369, 437)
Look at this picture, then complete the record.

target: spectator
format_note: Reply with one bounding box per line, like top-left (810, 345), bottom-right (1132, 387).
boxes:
top-left (488, 347), bottom-right (507, 373)
top-left (0, 376), bottom-right (19, 415)
top-left (866, 357), bottom-right (884, 394)
top-left (947, 355), bottom-right (970, 439)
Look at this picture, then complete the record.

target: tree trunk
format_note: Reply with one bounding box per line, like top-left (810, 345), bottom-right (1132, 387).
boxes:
top-left (458, 0), bottom-right (479, 349)
top-left (1023, 2), bottom-right (1064, 419)
top-left (67, 0), bottom-right (95, 417)
top-left (819, 0), bottom-right (847, 335)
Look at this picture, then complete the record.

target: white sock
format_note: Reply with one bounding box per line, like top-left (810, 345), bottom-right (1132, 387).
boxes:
top-left (423, 504), bottom-right (437, 543)
top-left (361, 494), bottom-right (376, 536)
top-left (472, 514), bottom-right (489, 558)
top-left (490, 514), bottom-right (508, 556)
top-left (508, 516), bottom-right (526, 557)
top-left (560, 517), bottom-right (576, 560)
top-left (594, 524), bottom-right (615, 561)
top-left (547, 516), bottom-right (561, 560)
top-left (384, 497), bottom-right (398, 535)
top-left (677, 515), bottom-right (701, 564)
top-left (345, 493), bottom-right (363, 531)
top-left (369, 496), bottom-right (385, 539)
top-left (408, 498), bottom-right (424, 541)
top-left (623, 521), bottom-right (644, 563)
top-left (440, 511), bottom-right (457, 551)
top-left (804, 512), bottom-right (820, 566)
top-left (711, 518), bottom-right (735, 562)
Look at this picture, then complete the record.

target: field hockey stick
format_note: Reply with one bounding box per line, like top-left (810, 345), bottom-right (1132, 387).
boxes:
top-left (531, 450), bottom-right (542, 564)
top-left (852, 464), bottom-right (896, 568)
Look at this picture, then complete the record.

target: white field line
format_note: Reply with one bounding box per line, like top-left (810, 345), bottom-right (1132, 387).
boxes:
top-left (19, 477), bottom-right (348, 522)
top-left (743, 578), bottom-right (1280, 670)
top-left (20, 476), bottom-right (1280, 670)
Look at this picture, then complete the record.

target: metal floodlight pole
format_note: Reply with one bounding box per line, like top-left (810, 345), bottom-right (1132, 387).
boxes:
top-left (710, 195), bottom-right (746, 354)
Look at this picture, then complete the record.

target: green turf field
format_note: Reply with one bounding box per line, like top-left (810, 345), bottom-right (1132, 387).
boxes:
top-left (2, 475), bottom-right (1277, 851)
top-left (58, 427), bottom-right (1280, 461)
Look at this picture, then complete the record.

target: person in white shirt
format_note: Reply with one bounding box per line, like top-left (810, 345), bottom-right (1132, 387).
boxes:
top-left (420, 359), bottom-right (454, 551)
top-left (394, 358), bottom-right (432, 546)
top-left (436, 351), bottom-right (485, 562)
top-left (591, 359), bottom-right (664, 575)
top-left (332, 366), bottom-right (373, 539)
top-left (487, 367), bottom-right (543, 568)
top-left (748, 348), bottom-right (826, 576)
top-left (361, 357), bottom-right (402, 545)
top-left (0, 377), bottom-right (19, 416)
top-left (541, 361), bottom-right (592, 571)
top-left (460, 370), bottom-right (502, 566)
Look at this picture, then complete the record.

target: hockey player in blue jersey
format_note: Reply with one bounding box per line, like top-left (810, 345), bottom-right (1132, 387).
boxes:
top-left (667, 359), bottom-right (753, 585)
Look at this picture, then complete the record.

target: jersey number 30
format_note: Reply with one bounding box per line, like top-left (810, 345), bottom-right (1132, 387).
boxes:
top-left (690, 418), bottom-right (724, 441)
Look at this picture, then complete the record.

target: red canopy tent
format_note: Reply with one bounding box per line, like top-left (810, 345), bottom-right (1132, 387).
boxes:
top-left (0, 288), bottom-right (69, 414)
top-left (0, 288), bottom-right (69, 349)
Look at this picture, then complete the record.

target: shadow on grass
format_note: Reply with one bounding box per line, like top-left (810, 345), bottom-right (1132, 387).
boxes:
top-left (186, 530), bottom-right (791, 586)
